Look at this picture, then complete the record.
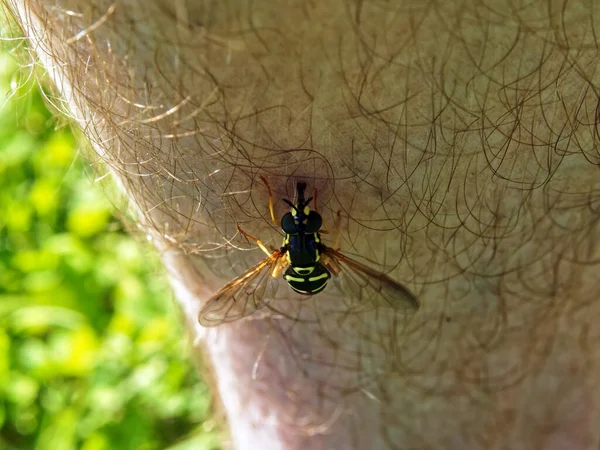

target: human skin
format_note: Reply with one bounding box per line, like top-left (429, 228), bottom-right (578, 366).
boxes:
top-left (5, 0), bottom-right (600, 448)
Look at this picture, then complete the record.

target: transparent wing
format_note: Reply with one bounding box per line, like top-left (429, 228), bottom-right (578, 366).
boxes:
top-left (322, 247), bottom-right (419, 312)
top-left (198, 250), bottom-right (287, 327)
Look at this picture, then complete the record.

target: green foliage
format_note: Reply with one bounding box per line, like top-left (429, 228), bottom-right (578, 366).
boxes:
top-left (0, 44), bottom-right (220, 449)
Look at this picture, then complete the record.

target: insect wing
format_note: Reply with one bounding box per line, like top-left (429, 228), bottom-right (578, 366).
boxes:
top-left (198, 250), bottom-right (286, 326)
top-left (323, 247), bottom-right (419, 311)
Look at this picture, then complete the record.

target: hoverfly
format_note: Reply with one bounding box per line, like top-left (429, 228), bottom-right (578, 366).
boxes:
top-left (198, 179), bottom-right (419, 326)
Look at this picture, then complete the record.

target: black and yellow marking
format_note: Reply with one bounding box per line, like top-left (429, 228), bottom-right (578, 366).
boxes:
top-left (283, 263), bottom-right (330, 296)
top-left (197, 179), bottom-right (419, 327)
top-left (272, 180), bottom-right (332, 295)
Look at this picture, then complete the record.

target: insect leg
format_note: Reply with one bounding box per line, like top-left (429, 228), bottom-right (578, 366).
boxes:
top-left (331, 210), bottom-right (342, 249)
top-left (314, 186), bottom-right (320, 215)
top-left (237, 225), bottom-right (273, 257)
top-left (321, 253), bottom-right (341, 276)
top-left (270, 256), bottom-right (288, 278)
top-left (259, 175), bottom-right (278, 225)
top-left (314, 187), bottom-right (332, 234)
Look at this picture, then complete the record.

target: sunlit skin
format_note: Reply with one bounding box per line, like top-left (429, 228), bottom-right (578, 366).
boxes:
top-left (6, 0), bottom-right (600, 449)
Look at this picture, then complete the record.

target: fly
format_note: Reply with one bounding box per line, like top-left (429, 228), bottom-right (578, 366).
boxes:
top-left (198, 178), bottom-right (419, 326)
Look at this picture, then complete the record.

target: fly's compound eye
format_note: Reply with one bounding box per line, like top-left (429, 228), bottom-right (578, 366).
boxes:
top-left (303, 206), bottom-right (310, 215)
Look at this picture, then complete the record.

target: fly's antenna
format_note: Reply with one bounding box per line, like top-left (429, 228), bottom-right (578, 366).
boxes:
top-left (283, 182), bottom-right (313, 210)
top-left (296, 182), bottom-right (313, 208)
top-left (296, 182), bottom-right (307, 204)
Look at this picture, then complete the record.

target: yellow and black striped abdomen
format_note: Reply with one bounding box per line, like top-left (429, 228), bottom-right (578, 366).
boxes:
top-left (283, 263), bottom-right (331, 295)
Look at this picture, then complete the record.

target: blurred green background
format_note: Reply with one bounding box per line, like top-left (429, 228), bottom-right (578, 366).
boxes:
top-left (0, 27), bottom-right (221, 450)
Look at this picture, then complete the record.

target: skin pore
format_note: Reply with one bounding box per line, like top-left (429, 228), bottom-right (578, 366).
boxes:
top-left (5, 0), bottom-right (600, 448)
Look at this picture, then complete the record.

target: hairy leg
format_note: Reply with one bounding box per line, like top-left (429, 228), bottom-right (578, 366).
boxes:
top-left (5, 0), bottom-right (600, 448)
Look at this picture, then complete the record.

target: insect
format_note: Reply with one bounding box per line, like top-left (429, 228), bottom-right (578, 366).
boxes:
top-left (198, 179), bottom-right (419, 326)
